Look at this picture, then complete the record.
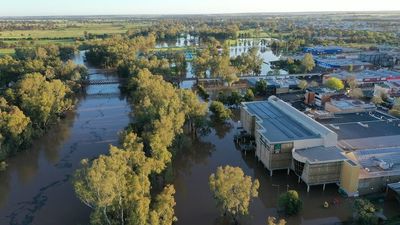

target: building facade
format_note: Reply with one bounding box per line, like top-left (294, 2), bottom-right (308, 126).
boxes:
top-left (241, 96), bottom-right (338, 178)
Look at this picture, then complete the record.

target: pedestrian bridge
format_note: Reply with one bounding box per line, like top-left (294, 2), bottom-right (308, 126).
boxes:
top-left (81, 79), bottom-right (125, 86)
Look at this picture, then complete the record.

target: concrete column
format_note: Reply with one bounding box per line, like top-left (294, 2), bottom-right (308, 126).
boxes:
top-left (270, 170), bottom-right (273, 177)
top-left (307, 185), bottom-right (310, 192)
top-left (287, 168), bottom-right (290, 175)
top-left (323, 184), bottom-right (326, 191)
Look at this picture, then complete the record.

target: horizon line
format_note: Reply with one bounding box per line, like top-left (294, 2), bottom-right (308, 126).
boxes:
top-left (1, 10), bottom-right (400, 19)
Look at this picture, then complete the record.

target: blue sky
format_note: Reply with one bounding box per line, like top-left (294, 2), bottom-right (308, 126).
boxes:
top-left (1, 0), bottom-right (400, 16)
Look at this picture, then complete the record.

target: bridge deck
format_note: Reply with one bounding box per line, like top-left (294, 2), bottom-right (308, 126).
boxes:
top-left (81, 79), bottom-right (124, 85)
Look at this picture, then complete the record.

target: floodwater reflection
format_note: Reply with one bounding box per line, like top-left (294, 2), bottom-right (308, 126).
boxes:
top-left (0, 52), bottom-right (398, 225)
top-left (0, 52), bottom-right (131, 225)
top-left (173, 117), bottom-right (354, 225)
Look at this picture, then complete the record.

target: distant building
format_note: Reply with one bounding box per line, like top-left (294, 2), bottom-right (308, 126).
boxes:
top-left (325, 99), bottom-right (376, 114)
top-left (266, 77), bottom-right (300, 94)
top-left (315, 57), bottom-right (373, 71)
top-left (303, 46), bottom-right (344, 55)
top-left (360, 52), bottom-right (400, 68)
top-left (303, 46), bottom-right (358, 55)
top-left (324, 69), bottom-right (400, 87)
top-left (304, 87), bottom-right (338, 107)
top-left (374, 80), bottom-right (400, 98)
top-left (247, 77), bottom-right (300, 95)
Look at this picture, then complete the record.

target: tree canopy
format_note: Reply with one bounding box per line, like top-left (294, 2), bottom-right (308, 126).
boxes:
top-left (209, 166), bottom-right (259, 222)
top-left (301, 53), bottom-right (315, 73)
top-left (267, 217), bottom-right (286, 225)
top-left (74, 133), bottom-right (177, 225)
top-left (231, 47), bottom-right (263, 75)
top-left (325, 77), bottom-right (344, 91)
top-left (278, 190), bottom-right (302, 216)
top-left (353, 199), bottom-right (379, 225)
top-left (0, 44), bottom-right (86, 160)
top-left (209, 101), bottom-right (232, 122)
top-left (74, 67), bottom-right (206, 224)
top-left (298, 80), bottom-right (308, 90)
top-left (0, 97), bottom-right (31, 159)
top-left (349, 88), bottom-right (364, 99)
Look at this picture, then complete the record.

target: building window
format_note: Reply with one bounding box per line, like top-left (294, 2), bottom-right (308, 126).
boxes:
top-left (294, 159), bottom-right (305, 176)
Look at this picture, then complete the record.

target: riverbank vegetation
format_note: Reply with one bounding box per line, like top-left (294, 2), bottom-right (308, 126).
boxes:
top-left (74, 65), bottom-right (207, 224)
top-left (0, 44), bottom-right (87, 160)
top-left (84, 35), bottom-right (191, 84)
top-left (2, 13), bottom-right (400, 224)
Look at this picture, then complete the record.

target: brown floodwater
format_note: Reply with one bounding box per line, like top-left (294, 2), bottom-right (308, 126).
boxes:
top-left (0, 52), bottom-right (398, 225)
top-left (0, 53), bottom-right (131, 225)
top-left (172, 113), bottom-right (399, 225)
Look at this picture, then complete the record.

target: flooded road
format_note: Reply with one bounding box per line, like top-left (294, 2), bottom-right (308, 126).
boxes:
top-left (0, 52), bottom-right (131, 225)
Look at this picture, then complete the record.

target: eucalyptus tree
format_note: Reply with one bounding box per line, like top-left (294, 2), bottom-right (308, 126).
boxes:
top-left (209, 166), bottom-right (259, 223)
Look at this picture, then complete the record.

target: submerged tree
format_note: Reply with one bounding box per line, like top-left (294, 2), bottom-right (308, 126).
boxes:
top-left (278, 190), bottom-right (302, 216)
top-left (74, 133), bottom-right (177, 225)
top-left (13, 73), bottom-right (72, 129)
top-left (231, 47), bottom-right (263, 75)
top-left (353, 199), bottom-right (379, 225)
top-left (209, 166), bottom-right (259, 223)
top-left (267, 217), bottom-right (286, 225)
top-left (209, 101), bottom-right (232, 122)
top-left (74, 67), bottom-right (204, 225)
top-left (179, 89), bottom-right (208, 135)
top-left (212, 56), bottom-right (239, 86)
top-left (0, 97), bottom-right (31, 159)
